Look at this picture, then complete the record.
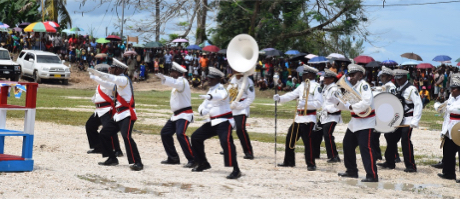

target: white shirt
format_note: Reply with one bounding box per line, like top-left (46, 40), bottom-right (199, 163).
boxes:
top-left (397, 81), bottom-right (423, 127)
top-left (91, 76), bottom-right (115, 117)
top-left (100, 74), bottom-right (136, 122)
top-left (384, 81), bottom-right (396, 95)
top-left (198, 83), bottom-right (235, 127)
top-left (441, 94), bottom-right (460, 139)
top-left (227, 76), bottom-right (255, 116)
top-left (279, 79), bottom-right (323, 123)
top-left (162, 76), bottom-right (193, 122)
top-left (320, 83), bottom-right (342, 124)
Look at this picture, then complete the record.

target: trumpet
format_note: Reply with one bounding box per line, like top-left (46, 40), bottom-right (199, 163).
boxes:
top-left (333, 75), bottom-right (372, 117)
top-left (289, 79), bottom-right (310, 149)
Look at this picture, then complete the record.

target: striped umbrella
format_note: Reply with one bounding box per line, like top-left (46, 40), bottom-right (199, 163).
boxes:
top-left (24, 22), bottom-right (56, 33)
top-left (70, 27), bottom-right (84, 32)
top-left (44, 21), bottom-right (60, 28)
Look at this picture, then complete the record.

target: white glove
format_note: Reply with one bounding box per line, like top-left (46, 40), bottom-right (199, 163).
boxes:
top-left (330, 96), bottom-right (339, 104)
top-left (230, 101), bottom-right (239, 109)
top-left (89, 68), bottom-right (108, 80)
top-left (89, 74), bottom-right (95, 80)
top-left (199, 95), bottom-right (211, 100)
top-left (344, 102), bottom-right (351, 110)
top-left (201, 109), bottom-right (210, 116)
top-left (273, 94), bottom-right (280, 102)
top-left (88, 70), bottom-right (94, 76)
top-left (155, 73), bottom-right (165, 80)
top-left (410, 124), bottom-right (418, 129)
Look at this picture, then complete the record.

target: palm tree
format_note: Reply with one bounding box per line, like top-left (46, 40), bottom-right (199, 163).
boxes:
top-left (44, 0), bottom-right (72, 28)
top-left (0, 0), bottom-right (40, 26)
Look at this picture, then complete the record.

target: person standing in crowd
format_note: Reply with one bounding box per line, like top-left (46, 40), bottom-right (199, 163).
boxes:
top-left (227, 70), bottom-right (256, 160)
top-left (336, 64), bottom-right (379, 182)
top-left (127, 54), bottom-right (137, 80)
top-left (156, 62), bottom-right (195, 168)
top-left (89, 58), bottom-right (143, 171)
top-left (273, 65), bottom-right (323, 171)
top-left (191, 67), bottom-right (241, 179)
top-left (164, 51), bottom-right (173, 73)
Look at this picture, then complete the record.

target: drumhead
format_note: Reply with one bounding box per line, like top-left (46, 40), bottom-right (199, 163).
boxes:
top-left (374, 92), bottom-right (404, 133)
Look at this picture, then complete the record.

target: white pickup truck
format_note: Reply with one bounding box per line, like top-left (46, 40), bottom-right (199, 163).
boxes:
top-left (0, 48), bottom-right (21, 81)
top-left (17, 50), bottom-right (71, 84)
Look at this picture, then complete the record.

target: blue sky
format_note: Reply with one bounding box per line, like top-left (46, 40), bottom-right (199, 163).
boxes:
top-left (65, 0), bottom-right (459, 66)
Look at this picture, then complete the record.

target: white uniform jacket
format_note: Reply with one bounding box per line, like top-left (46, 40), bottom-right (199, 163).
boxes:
top-left (320, 83), bottom-right (342, 124)
top-left (384, 81), bottom-right (396, 95)
top-left (227, 76), bottom-right (255, 116)
top-left (198, 83), bottom-right (235, 127)
top-left (91, 76), bottom-right (116, 117)
top-left (397, 81), bottom-right (422, 127)
top-left (99, 74), bottom-right (137, 122)
top-left (162, 76), bottom-right (194, 122)
top-left (441, 95), bottom-right (460, 139)
top-left (279, 80), bottom-right (323, 124)
top-left (335, 79), bottom-right (375, 132)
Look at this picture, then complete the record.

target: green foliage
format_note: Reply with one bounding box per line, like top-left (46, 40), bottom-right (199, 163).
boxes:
top-left (168, 34), bottom-right (179, 41)
top-left (0, 0), bottom-right (40, 26)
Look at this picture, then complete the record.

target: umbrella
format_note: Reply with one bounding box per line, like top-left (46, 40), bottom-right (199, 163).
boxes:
top-left (172, 38), bottom-right (188, 43)
top-left (24, 22), bottom-right (56, 33)
top-left (18, 22), bottom-right (30, 28)
top-left (458, 62), bottom-right (460, 66)
top-left (124, 51), bottom-right (138, 57)
top-left (327, 53), bottom-right (346, 60)
top-left (265, 49), bottom-right (283, 57)
top-left (132, 43), bottom-right (145, 48)
top-left (456, 58), bottom-right (460, 62)
top-left (0, 28), bottom-right (7, 32)
top-left (44, 21), bottom-right (59, 28)
top-left (382, 59), bottom-right (398, 66)
top-left (285, 50), bottom-right (300, 55)
top-left (400, 52), bottom-right (423, 61)
top-left (289, 53), bottom-right (308, 62)
top-left (432, 55), bottom-right (452, 62)
top-left (262, 48), bottom-right (275, 51)
top-left (94, 53), bottom-right (108, 58)
top-left (365, 61), bottom-right (381, 68)
top-left (62, 29), bottom-right (75, 34)
top-left (401, 61), bottom-right (419, 66)
top-left (218, 49), bottom-right (227, 54)
top-left (12, 27), bottom-right (22, 32)
top-left (96, 38), bottom-right (110, 44)
top-left (353, 55), bottom-right (374, 64)
top-left (70, 27), bottom-right (84, 32)
top-left (186, 45), bottom-right (201, 50)
top-left (144, 41), bottom-right (163, 48)
top-left (0, 24), bottom-right (9, 29)
top-left (308, 56), bottom-right (329, 64)
top-left (106, 35), bottom-right (121, 41)
top-left (416, 63), bottom-right (434, 69)
top-left (202, 45), bottom-right (220, 53)
top-left (198, 40), bottom-right (212, 47)
top-left (305, 54), bottom-right (318, 59)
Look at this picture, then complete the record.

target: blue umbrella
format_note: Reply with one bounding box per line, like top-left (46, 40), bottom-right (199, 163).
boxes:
top-left (308, 56), bottom-right (329, 64)
top-left (382, 59), bottom-right (398, 66)
top-left (401, 61), bottom-right (419, 66)
top-left (285, 50), bottom-right (300, 55)
top-left (186, 45), bottom-right (201, 50)
top-left (432, 55), bottom-right (452, 62)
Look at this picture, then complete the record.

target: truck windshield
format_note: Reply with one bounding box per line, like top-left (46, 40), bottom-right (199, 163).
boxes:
top-left (0, 50), bottom-right (10, 60)
top-left (36, 55), bottom-right (61, 64)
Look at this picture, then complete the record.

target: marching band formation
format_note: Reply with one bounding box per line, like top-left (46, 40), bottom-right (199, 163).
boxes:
top-left (83, 34), bottom-right (459, 183)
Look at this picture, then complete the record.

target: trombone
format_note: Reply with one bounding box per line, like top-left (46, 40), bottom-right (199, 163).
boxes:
top-left (289, 79), bottom-right (310, 149)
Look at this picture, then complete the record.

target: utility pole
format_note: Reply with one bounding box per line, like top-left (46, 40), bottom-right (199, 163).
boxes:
top-left (155, 0), bottom-right (160, 42)
top-left (106, 27), bottom-right (108, 37)
top-left (41, 0), bottom-right (45, 21)
top-left (120, 0), bottom-right (125, 44)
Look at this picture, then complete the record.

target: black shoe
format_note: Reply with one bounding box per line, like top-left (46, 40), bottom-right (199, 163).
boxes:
top-left (277, 162), bottom-right (295, 167)
top-left (184, 161), bottom-right (197, 168)
top-left (243, 153), bottom-right (254, 160)
top-left (404, 168), bottom-right (417, 173)
top-left (307, 165), bottom-right (316, 171)
top-left (130, 162), bottom-right (144, 171)
top-left (327, 157), bottom-right (341, 163)
top-left (115, 151), bottom-right (124, 157)
top-left (438, 173), bottom-right (456, 180)
top-left (226, 170), bottom-right (242, 179)
top-left (219, 151), bottom-right (224, 155)
top-left (431, 161), bottom-right (443, 169)
top-left (98, 157), bottom-right (119, 166)
top-left (87, 149), bottom-right (102, 154)
top-left (361, 178), bottom-right (379, 182)
top-left (161, 158), bottom-right (180, 165)
top-left (456, 179), bottom-right (460, 183)
top-left (192, 162), bottom-right (211, 172)
top-left (395, 157), bottom-right (401, 163)
top-left (338, 172), bottom-right (358, 178)
top-left (377, 162), bottom-right (395, 169)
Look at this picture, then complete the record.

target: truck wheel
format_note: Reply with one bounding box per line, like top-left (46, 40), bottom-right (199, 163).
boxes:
top-left (33, 71), bottom-right (41, 83)
top-left (10, 75), bottom-right (19, 81)
top-left (62, 79), bottom-right (68, 85)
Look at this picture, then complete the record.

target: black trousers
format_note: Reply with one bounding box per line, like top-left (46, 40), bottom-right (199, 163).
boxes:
top-left (283, 122), bottom-right (315, 167)
top-left (191, 121), bottom-right (238, 167)
top-left (383, 130), bottom-right (403, 167)
top-left (160, 119), bottom-right (194, 162)
top-left (233, 115), bottom-right (253, 155)
top-left (343, 128), bottom-right (378, 179)
top-left (100, 117), bottom-right (142, 164)
top-left (373, 133), bottom-right (383, 160)
top-left (442, 135), bottom-right (460, 178)
top-left (85, 113), bottom-right (121, 152)
top-left (313, 123), bottom-right (323, 159)
top-left (322, 122), bottom-right (338, 159)
top-left (397, 127), bottom-right (417, 170)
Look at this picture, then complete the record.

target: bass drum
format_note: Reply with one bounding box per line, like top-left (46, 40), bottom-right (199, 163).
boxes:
top-left (374, 92), bottom-right (404, 133)
top-left (452, 123), bottom-right (460, 146)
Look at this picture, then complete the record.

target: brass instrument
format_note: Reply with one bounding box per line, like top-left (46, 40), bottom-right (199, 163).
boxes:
top-left (333, 75), bottom-right (372, 117)
top-left (289, 79), bottom-right (310, 149)
top-left (227, 75), bottom-right (239, 103)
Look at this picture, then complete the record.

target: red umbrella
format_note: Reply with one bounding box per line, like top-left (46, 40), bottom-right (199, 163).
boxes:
top-left (353, 55), bottom-right (375, 64)
top-left (44, 21), bottom-right (60, 28)
top-left (416, 63), bottom-right (434, 69)
top-left (202, 45), bottom-right (220, 53)
top-left (457, 62), bottom-right (460, 66)
top-left (106, 35), bottom-right (121, 41)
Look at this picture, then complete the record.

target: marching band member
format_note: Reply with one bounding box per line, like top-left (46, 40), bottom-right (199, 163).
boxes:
top-left (438, 73), bottom-right (460, 183)
top-left (336, 64), bottom-right (379, 182)
top-left (190, 67), bottom-right (241, 179)
top-left (320, 68), bottom-right (341, 163)
top-left (89, 59), bottom-right (143, 171)
top-left (155, 62), bottom-right (195, 168)
top-left (391, 69), bottom-right (422, 173)
top-left (273, 65), bottom-right (323, 171)
top-left (227, 71), bottom-right (255, 160)
top-left (86, 66), bottom-right (123, 157)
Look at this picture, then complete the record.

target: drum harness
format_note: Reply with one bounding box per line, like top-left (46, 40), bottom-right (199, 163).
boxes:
top-left (396, 83), bottom-right (414, 117)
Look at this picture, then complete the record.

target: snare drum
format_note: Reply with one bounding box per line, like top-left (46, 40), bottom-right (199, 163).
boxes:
top-left (374, 92), bottom-right (404, 133)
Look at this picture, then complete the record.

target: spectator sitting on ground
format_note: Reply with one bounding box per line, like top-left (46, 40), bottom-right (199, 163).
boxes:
top-left (191, 74), bottom-right (201, 88)
top-left (284, 76), bottom-right (295, 91)
top-left (257, 78), bottom-right (268, 91)
top-left (419, 86), bottom-right (430, 108)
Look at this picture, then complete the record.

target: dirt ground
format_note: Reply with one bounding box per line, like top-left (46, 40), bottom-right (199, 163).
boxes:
top-left (1, 69), bottom-right (459, 198)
